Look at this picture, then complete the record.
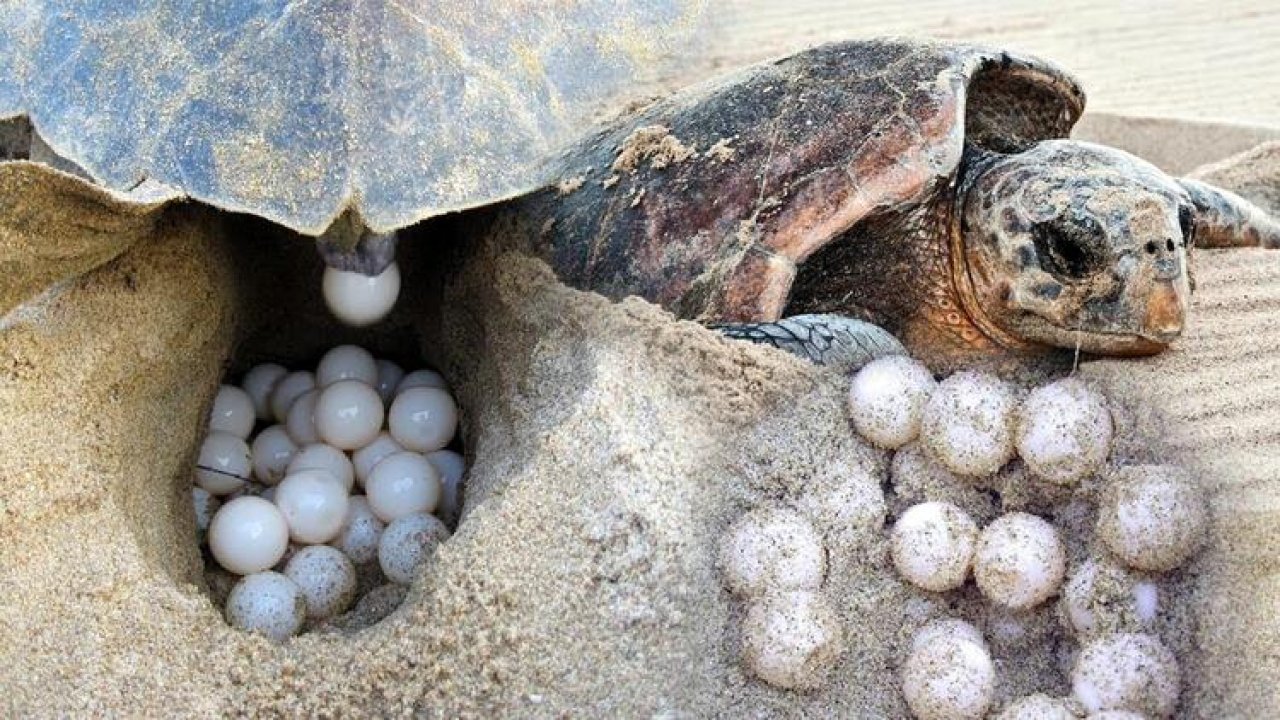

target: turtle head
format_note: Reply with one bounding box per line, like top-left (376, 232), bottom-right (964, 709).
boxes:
top-left (959, 140), bottom-right (1193, 356)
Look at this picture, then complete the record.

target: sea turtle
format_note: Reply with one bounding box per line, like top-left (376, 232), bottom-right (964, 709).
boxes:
top-left (0, 0), bottom-right (705, 289)
top-left (512, 39), bottom-right (1280, 370)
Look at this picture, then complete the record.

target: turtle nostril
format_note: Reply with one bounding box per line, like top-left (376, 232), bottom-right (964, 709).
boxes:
top-left (1144, 241), bottom-right (1158, 255)
top-left (1165, 238), bottom-right (1175, 252)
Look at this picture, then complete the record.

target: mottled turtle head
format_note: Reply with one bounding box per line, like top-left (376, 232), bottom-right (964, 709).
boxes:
top-left (960, 141), bottom-right (1194, 356)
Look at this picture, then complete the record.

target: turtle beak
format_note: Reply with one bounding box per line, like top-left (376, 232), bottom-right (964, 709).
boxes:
top-left (1141, 277), bottom-right (1189, 343)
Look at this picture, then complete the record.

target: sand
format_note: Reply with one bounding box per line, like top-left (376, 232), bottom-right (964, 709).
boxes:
top-left (2, 9), bottom-right (1280, 718)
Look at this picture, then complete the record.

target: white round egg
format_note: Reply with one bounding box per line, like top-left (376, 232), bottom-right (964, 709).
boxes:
top-left (194, 431), bottom-right (253, 495)
top-left (316, 344), bottom-right (378, 387)
top-left (365, 451), bottom-right (442, 523)
top-left (284, 388), bottom-right (321, 445)
top-left (1072, 632), bottom-right (1180, 718)
top-left (322, 262), bottom-right (401, 327)
top-left (847, 355), bottom-right (937, 449)
top-left (902, 619), bottom-right (995, 720)
top-left (388, 387), bottom-right (458, 453)
top-left (890, 502), bottom-right (978, 593)
top-left (207, 496), bottom-right (290, 575)
top-left (396, 368), bottom-right (447, 394)
top-left (287, 443), bottom-right (355, 493)
top-left (921, 371), bottom-right (1018, 478)
top-left (718, 507), bottom-right (826, 598)
top-left (269, 370), bottom-right (315, 424)
top-left (282, 545), bottom-right (358, 620)
top-left (973, 512), bottom-right (1066, 610)
top-left (314, 379), bottom-right (384, 451)
top-left (224, 571), bottom-right (306, 642)
top-left (273, 469), bottom-right (350, 544)
top-left (742, 590), bottom-right (844, 691)
top-left (250, 424), bottom-right (298, 485)
top-left (352, 432), bottom-right (404, 487)
top-left (241, 363), bottom-right (288, 420)
top-left (1016, 378), bottom-right (1113, 485)
top-left (426, 449), bottom-right (466, 525)
top-left (375, 359), bottom-right (405, 404)
top-left (208, 384), bottom-right (256, 439)
top-left (1062, 557), bottom-right (1160, 637)
top-left (330, 495), bottom-right (386, 565)
top-left (994, 694), bottom-right (1076, 720)
top-left (378, 512), bottom-right (451, 585)
top-left (1098, 465), bottom-right (1206, 573)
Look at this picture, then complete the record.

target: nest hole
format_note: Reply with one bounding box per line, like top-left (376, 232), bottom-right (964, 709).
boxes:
top-left (187, 213), bottom-right (485, 638)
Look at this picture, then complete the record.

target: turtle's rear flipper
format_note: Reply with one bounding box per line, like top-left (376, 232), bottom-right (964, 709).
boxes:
top-left (711, 314), bottom-right (905, 372)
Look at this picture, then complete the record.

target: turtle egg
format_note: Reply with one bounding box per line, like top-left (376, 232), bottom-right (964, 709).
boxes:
top-left (1086, 712), bottom-right (1148, 720)
top-left (378, 512), bottom-right (451, 584)
top-left (194, 431), bottom-right (253, 495)
top-left (241, 363), bottom-right (288, 420)
top-left (742, 590), bottom-right (844, 690)
top-left (388, 387), bottom-right (458, 453)
top-left (1097, 465), bottom-right (1206, 573)
top-left (396, 368), bottom-right (447, 394)
top-left (315, 380), bottom-right (384, 451)
top-left (973, 512), bottom-right (1066, 610)
top-left (902, 619), bottom-right (995, 720)
top-left (282, 545), bottom-right (358, 620)
top-left (208, 384), bottom-right (256, 439)
top-left (847, 355), bottom-right (937, 449)
top-left (273, 469), bottom-right (350, 544)
top-left (250, 425), bottom-right (298, 485)
top-left (284, 388), bottom-right (321, 445)
top-left (323, 262), bottom-right (401, 327)
top-left (1071, 632), bottom-right (1180, 717)
top-left (355, 583), bottom-right (410, 625)
top-left (192, 486), bottom-right (221, 534)
top-left (365, 451), bottom-right (442, 523)
top-left (1016, 378), bottom-right (1113, 485)
top-left (911, 618), bottom-right (986, 651)
top-left (316, 344), bottom-right (378, 387)
top-left (890, 501), bottom-right (978, 593)
top-left (287, 443), bottom-right (355, 492)
top-left (269, 370), bottom-right (316, 424)
top-left (1062, 557), bottom-right (1159, 637)
top-left (426, 449), bottom-right (466, 525)
top-left (352, 432), bottom-right (404, 487)
top-left (921, 371), bottom-right (1017, 478)
top-left (375, 359), bottom-right (405, 404)
top-left (224, 571), bottom-right (305, 642)
top-left (330, 495), bottom-right (385, 565)
top-left (718, 507), bottom-right (826, 597)
top-left (994, 694), bottom-right (1077, 720)
top-left (207, 496), bottom-right (290, 575)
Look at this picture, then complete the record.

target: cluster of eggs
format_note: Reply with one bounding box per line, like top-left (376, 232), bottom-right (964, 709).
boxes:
top-left (718, 507), bottom-right (843, 690)
top-left (846, 356), bottom-right (1203, 720)
top-left (718, 354), bottom-right (1205, 718)
top-left (190, 345), bottom-right (464, 641)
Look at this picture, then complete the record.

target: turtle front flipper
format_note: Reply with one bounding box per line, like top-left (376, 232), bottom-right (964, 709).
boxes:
top-left (1178, 178), bottom-right (1280, 249)
top-left (711, 314), bottom-right (905, 372)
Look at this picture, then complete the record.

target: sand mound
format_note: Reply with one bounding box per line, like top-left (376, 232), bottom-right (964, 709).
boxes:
top-left (1, 125), bottom-right (1278, 718)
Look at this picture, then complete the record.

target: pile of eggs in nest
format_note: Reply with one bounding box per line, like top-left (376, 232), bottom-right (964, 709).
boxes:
top-left (191, 344), bottom-right (464, 641)
top-left (719, 355), bottom-right (1206, 719)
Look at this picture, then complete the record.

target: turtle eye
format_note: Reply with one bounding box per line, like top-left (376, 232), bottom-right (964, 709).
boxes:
top-left (1030, 219), bottom-right (1105, 279)
top-left (1178, 204), bottom-right (1196, 248)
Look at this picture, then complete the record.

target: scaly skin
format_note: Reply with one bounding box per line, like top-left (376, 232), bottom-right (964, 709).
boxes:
top-left (506, 39), bottom-right (1277, 369)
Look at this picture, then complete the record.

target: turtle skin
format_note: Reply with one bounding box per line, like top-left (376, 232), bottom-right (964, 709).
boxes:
top-left (506, 39), bottom-right (1278, 370)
